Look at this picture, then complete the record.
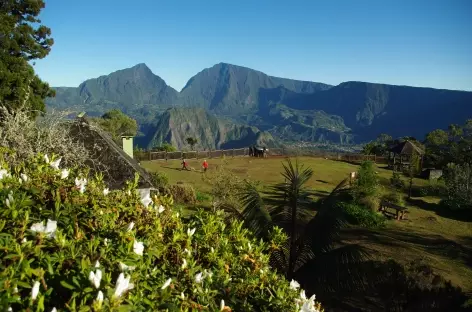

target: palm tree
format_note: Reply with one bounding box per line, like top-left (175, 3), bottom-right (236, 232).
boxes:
top-left (229, 158), bottom-right (367, 296)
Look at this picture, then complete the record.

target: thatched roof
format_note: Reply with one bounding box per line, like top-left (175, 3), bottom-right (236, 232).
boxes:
top-left (68, 116), bottom-right (154, 190)
top-left (388, 140), bottom-right (425, 155)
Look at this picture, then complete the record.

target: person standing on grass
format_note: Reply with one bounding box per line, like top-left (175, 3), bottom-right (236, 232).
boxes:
top-left (202, 159), bottom-right (208, 172)
top-left (181, 158), bottom-right (189, 171)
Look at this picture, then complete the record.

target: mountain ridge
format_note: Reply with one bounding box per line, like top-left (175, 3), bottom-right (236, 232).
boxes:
top-left (45, 62), bottom-right (472, 147)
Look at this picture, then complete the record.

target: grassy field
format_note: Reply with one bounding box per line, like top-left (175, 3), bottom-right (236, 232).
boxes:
top-left (141, 156), bottom-right (472, 294)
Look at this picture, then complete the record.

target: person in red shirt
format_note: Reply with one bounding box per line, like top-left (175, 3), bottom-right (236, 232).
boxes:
top-left (181, 158), bottom-right (189, 171)
top-left (202, 159), bottom-right (208, 172)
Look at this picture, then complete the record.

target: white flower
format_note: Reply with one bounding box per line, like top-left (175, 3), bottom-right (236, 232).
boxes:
top-left (13, 286), bottom-right (18, 293)
top-left (140, 193), bottom-right (152, 208)
top-left (133, 240), bottom-right (144, 256)
top-left (97, 290), bottom-right (104, 303)
top-left (95, 260), bottom-right (100, 268)
top-left (50, 157), bottom-right (61, 170)
top-left (211, 247), bottom-right (215, 253)
top-left (31, 281), bottom-right (40, 300)
top-left (89, 269), bottom-right (102, 289)
top-left (300, 289), bottom-right (307, 301)
top-left (104, 238), bottom-right (108, 246)
top-left (290, 279), bottom-right (300, 290)
top-left (0, 169), bottom-right (10, 180)
top-left (180, 292), bottom-right (185, 300)
top-left (183, 248), bottom-right (191, 256)
top-left (51, 308), bottom-right (57, 312)
top-left (157, 205), bottom-right (165, 214)
top-left (161, 278), bottom-right (172, 290)
top-left (126, 190), bottom-right (131, 196)
top-left (75, 177), bottom-right (87, 193)
top-left (103, 188), bottom-right (109, 196)
top-left (187, 228), bottom-right (196, 237)
top-left (7, 307), bottom-right (12, 312)
top-left (30, 219), bottom-right (57, 238)
top-left (6, 191), bottom-right (14, 208)
top-left (194, 272), bottom-right (203, 283)
top-left (60, 169), bottom-right (69, 179)
top-left (119, 262), bottom-right (136, 271)
top-left (113, 273), bottom-right (134, 298)
top-left (20, 173), bottom-right (28, 182)
top-left (127, 222), bottom-right (134, 232)
top-left (30, 222), bottom-right (44, 233)
top-left (220, 299), bottom-right (225, 311)
top-left (181, 259), bottom-right (187, 269)
top-left (43, 154), bottom-right (50, 164)
top-left (296, 292), bottom-right (319, 312)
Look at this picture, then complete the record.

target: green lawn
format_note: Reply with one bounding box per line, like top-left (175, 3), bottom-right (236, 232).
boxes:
top-left (141, 156), bottom-right (472, 293)
top-left (142, 156), bottom-right (362, 194)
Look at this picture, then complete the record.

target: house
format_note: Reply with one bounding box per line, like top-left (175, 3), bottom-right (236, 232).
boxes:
top-left (67, 115), bottom-right (154, 195)
top-left (387, 140), bottom-right (425, 172)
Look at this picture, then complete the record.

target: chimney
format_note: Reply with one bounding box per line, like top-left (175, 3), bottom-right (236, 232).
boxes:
top-left (122, 136), bottom-right (134, 159)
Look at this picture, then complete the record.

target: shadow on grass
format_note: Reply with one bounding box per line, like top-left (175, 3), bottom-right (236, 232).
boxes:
top-left (313, 190), bottom-right (331, 197)
top-left (342, 227), bottom-right (472, 268)
top-left (406, 198), bottom-right (472, 222)
top-left (316, 179), bottom-right (329, 184)
top-left (311, 259), bottom-right (472, 312)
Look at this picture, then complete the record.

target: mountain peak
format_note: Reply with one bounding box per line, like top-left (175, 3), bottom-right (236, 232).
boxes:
top-left (129, 63), bottom-right (152, 74)
top-left (132, 63), bottom-right (149, 69)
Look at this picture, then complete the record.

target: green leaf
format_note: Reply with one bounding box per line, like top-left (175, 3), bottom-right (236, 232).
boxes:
top-left (60, 280), bottom-right (75, 290)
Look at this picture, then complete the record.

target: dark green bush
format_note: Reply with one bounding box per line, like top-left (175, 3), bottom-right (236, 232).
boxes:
top-left (168, 183), bottom-right (197, 205)
top-left (196, 191), bottom-right (211, 202)
top-left (340, 202), bottom-right (386, 228)
top-left (352, 161), bottom-right (379, 200)
top-left (382, 191), bottom-right (405, 206)
top-left (390, 172), bottom-right (405, 190)
top-left (149, 171), bottom-right (169, 189)
top-left (411, 182), bottom-right (447, 198)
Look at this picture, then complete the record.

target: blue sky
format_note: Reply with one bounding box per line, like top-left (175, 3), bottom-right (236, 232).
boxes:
top-left (34, 0), bottom-right (472, 91)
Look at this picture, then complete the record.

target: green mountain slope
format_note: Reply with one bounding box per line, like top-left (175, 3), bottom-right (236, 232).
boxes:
top-left (269, 81), bottom-right (472, 140)
top-left (141, 107), bottom-right (277, 150)
top-left (179, 62), bottom-right (331, 116)
top-left (46, 64), bottom-right (179, 123)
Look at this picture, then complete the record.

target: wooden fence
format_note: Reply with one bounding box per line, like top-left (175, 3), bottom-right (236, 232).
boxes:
top-left (135, 147), bottom-right (387, 164)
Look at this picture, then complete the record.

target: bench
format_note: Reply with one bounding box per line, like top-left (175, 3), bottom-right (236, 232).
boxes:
top-left (379, 200), bottom-right (408, 220)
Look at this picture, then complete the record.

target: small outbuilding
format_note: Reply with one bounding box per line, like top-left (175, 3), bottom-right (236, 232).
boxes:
top-left (387, 140), bottom-right (425, 172)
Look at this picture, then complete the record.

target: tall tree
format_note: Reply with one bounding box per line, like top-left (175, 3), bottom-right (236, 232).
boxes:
top-left (424, 121), bottom-right (472, 168)
top-left (186, 137), bottom-right (197, 150)
top-left (93, 109), bottom-right (138, 143)
top-left (0, 0), bottom-right (55, 116)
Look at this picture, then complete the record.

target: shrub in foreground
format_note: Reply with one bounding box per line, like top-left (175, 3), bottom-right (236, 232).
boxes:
top-left (0, 153), bottom-right (322, 311)
top-left (167, 184), bottom-right (197, 205)
top-left (381, 191), bottom-right (405, 207)
top-left (351, 161), bottom-right (379, 201)
top-left (149, 171), bottom-right (170, 190)
top-left (441, 163), bottom-right (472, 211)
top-left (340, 202), bottom-right (386, 228)
top-left (0, 107), bottom-right (90, 168)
